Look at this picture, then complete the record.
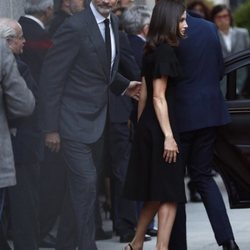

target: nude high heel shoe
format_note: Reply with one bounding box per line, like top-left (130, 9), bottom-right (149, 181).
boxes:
top-left (124, 243), bottom-right (133, 250)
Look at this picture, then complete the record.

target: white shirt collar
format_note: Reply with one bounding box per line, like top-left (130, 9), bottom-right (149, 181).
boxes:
top-left (137, 34), bottom-right (146, 42)
top-left (24, 15), bottom-right (45, 29)
top-left (90, 2), bottom-right (110, 24)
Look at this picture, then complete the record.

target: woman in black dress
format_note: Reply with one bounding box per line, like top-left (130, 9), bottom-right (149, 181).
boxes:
top-left (123, 0), bottom-right (188, 249)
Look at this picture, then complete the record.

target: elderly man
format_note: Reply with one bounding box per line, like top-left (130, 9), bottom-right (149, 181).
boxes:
top-left (0, 37), bottom-right (35, 246)
top-left (0, 18), bottom-right (40, 250)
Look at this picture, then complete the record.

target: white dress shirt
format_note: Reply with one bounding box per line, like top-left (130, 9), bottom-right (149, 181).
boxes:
top-left (90, 2), bottom-right (116, 69)
top-left (220, 28), bottom-right (232, 52)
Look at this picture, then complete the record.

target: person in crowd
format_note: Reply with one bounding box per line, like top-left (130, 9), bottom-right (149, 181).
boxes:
top-left (169, 1), bottom-right (240, 250)
top-left (0, 37), bottom-right (35, 244)
top-left (49, 0), bottom-right (72, 36)
top-left (187, 0), bottom-right (211, 20)
top-left (18, 1), bottom-right (58, 248)
top-left (0, 17), bottom-right (40, 250)
top-left (112, 6), bottom-right (127, 22)
top-left (50, 0), bottom-right (111, 243)
top-left (48, 0), bottom-right (85, 37)
top-left (19, 0), bottom-right (53, 82)
top-left (70, 0), bottom-right (85, 13)
top-left (44, 2), bottom-right (84, 248)
top-left (121, 5), bottom-right (151, 69)
top-left (211, 4), bottom-right (250, 96)
top-left (117, 0), bottom-right (133, 8)
top-left (121, 5), bottom-right (159, 237)
top-left (123, 0), bottom-right (188, 249)
top-left (39, 0), bottom-right (141, 249)
top-left (211, 4), bottom-right (249, 58)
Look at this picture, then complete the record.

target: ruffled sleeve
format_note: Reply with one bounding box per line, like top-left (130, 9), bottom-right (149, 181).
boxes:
top-left (153, 43), bottom-right (181, 79)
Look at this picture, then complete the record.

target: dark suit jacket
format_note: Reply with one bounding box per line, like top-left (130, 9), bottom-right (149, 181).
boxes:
top-left (127, 34), bottom-right (145, 70)
top-left (40, 7), bottom-right (130, 143)
top-left (173, 15), bottom-right (231, 133)
top-left (127, 34), bottom-right (145, 123)
top-left (11, 57), bottom-right (42, 164)
top-left (18, 16), bottom-right (52, 82)
top-left (108, 31), bottom-right (140, 123)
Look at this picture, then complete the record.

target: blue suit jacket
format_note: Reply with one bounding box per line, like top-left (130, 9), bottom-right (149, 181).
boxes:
top-left (127, 34), bottom-right (145, 70)
top-left (173, 15), bottom-right (231, 133)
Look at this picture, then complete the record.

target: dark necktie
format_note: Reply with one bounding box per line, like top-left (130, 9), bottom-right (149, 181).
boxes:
top-left (104, 18), bottom-right (111, 70)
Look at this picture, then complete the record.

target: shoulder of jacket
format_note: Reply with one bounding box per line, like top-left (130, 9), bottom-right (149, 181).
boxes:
top-left (233, 27), bottom-right (249, 35)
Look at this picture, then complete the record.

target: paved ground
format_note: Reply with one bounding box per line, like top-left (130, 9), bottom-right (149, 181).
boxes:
top-left (40, 175), bottom-right (250, 250)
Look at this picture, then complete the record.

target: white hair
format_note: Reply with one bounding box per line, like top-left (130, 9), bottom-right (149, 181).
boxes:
top-left (0, 18), bottom-right (18, 40)
top-left (121, 5), bottom-right (151, 35)
top-left (24, 0), bottom-right (54, 15)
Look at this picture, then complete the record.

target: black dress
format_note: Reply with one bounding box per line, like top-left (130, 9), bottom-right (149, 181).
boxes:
top-left (124, 43), bottom-right (186, 203)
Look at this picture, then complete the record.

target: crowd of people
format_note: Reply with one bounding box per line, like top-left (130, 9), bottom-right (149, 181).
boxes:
top-left (0, 0), bottom-right (249, 250)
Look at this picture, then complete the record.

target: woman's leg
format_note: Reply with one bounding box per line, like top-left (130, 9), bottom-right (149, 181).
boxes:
top-left (156, 202), bottom-right (177, 250)
top-left (126, 201), bottom-right (160, 250)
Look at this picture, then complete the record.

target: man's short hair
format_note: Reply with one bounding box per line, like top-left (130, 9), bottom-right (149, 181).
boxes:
top-left (24, 0), bottom-right (54, 15)
top-left (121, 5), bottom-right (151, 35)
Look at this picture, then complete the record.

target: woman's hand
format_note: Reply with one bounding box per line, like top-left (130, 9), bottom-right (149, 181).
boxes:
top-left (163, 136), bottom-right (179, 163)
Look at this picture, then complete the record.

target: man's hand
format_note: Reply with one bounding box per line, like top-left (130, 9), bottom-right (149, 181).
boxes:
top-left (45, 132), bottom-right (61, 153)
top-left (125, 81), bottom-right (141, 100)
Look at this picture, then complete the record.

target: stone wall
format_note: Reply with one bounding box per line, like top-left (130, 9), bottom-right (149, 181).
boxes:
top-left (0, 0), bottom-right (25, 20)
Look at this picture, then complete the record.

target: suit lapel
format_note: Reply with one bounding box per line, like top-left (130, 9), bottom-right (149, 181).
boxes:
top-left (217, 31), bottom-right (229, 56)
top-left (83, 8), bottom-right (109, 80)
top-left (230, 28), bottom-right (237, 53)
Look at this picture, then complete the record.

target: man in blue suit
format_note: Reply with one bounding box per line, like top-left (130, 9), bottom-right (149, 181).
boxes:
top-left (170, 13), bottom-right (239, 250)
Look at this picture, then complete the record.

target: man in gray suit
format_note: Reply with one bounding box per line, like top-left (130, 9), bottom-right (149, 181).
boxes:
top-left (0, 37), bottom-right (35, 220)
top-left (39, 0), bottom-right (141, 249)
top-left (211, 4), bottom-right (249, 58)
top-left (211, 4), bottom-right (250, 95)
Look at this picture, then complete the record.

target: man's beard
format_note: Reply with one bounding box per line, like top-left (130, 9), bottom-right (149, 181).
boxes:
top-left (96, 6), bottom-right (112, 16)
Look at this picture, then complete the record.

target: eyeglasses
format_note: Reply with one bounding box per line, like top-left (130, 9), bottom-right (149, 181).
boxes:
top-left (215, 14), bottom-right (230, 20)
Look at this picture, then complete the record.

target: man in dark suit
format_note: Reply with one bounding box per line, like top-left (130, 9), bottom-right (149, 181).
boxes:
top-left (18, 0), bottom-right (53, 82)
top-left (171, 13), bottom-right (239, 250)
top-left (39, 0), bottom-right (141, 249)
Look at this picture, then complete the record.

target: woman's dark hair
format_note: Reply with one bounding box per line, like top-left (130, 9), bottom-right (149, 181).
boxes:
top-left (187, 0), bottom-right (211, 20)
top-left (210, 4), bottom-right (233, 26)
top-left (145, 0), bottom-right (185, 53)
